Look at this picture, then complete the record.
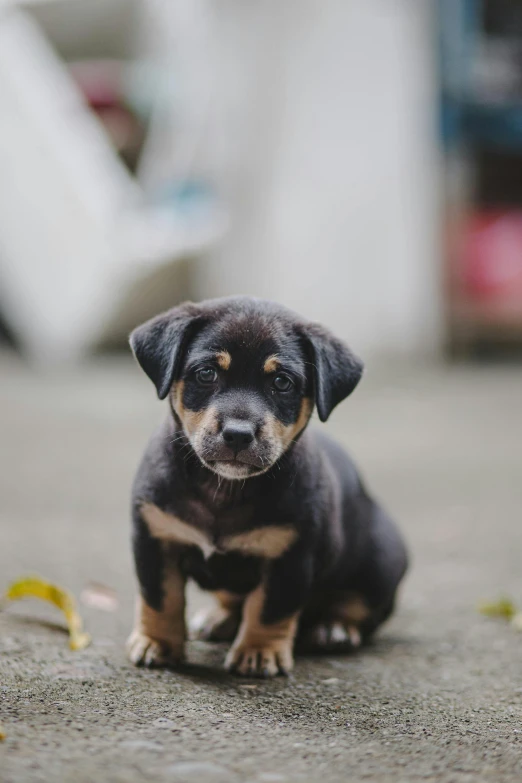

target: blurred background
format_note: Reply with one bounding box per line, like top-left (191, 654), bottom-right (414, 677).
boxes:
top-left (2, 3), bottom-right (522, 779)
top-left (1, 0), bottom-right (522, 360)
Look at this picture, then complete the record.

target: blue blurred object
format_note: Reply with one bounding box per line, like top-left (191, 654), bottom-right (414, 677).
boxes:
top-left (441, 98), bottom-right (522, 151)
top-left (438, 0), bottom-right (522, 151)
top-left (153, 181), bottom-right (219, 220)
top-left (464, 102), bottom-right (522, 150)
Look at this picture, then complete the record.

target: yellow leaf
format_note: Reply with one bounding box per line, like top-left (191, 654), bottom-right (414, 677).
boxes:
top-left (3, 576), bottom-right (91, 651)
top-left (478, 597), bottom-right (517, 620)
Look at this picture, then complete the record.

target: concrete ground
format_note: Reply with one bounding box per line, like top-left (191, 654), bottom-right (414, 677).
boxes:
top-left (1, 351), bottom-right (522, 783)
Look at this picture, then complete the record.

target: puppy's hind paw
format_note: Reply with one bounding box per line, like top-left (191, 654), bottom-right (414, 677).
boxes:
top-left (189, 606), bottom-right (240, 643)
top-left (300, 622), bottom-right (361, 653)
top-left (126, 630), bottom-right (184, 668)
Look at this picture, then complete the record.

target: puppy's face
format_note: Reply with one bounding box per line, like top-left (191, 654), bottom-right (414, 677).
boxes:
top-left (130, 297), bottom-right (363, 480)
top-left (172, 319), bottom-right (313, 478)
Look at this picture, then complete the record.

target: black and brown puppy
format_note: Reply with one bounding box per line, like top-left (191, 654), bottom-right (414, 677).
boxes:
top-left (127, 296), bottom-right (408, 677)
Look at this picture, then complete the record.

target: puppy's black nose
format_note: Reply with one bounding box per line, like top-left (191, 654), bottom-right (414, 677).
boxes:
top-left (222, 420), bottom-right (255, 453)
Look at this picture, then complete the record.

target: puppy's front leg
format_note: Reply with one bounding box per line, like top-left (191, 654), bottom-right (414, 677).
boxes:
top-left (127, 511), bottom-right (186, 667)
top-left (225, 547), bottom-right (312, 677)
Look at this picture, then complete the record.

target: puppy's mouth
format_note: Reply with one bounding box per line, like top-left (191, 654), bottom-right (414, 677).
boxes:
top-left (207, 459), bottom-right (259, 479)
top-left (205, 454), bottom-right (269, 479)
top-left (190, 433), bottom-right (279, 480)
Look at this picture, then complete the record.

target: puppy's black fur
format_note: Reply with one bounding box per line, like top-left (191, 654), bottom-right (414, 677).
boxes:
top-left (127, 296), bottom-right (408, 677)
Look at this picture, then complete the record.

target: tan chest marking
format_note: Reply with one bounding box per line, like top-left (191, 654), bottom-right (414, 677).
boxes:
top-left (140, 503), bottom-right (297, 560)
top-left (141, 502), bottom-right (216, 559)
top-left (222, 527), bottom-right (297, 559)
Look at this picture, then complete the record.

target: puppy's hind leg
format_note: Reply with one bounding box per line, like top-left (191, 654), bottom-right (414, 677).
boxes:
top-left (299, 506), bottom-right (408, 653)
top-left (356, 504), bottom-right (409, 642)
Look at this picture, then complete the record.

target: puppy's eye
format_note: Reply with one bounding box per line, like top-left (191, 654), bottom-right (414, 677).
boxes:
top-left (273, 374), bottom-right (293, 392)
top-left (195, 367), bottom-right (218, 386)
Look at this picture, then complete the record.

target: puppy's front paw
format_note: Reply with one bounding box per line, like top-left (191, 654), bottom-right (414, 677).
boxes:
top-left (224, 639), bottom-right (294, 678)
top-left (126, 630), bottom-right (184, 668)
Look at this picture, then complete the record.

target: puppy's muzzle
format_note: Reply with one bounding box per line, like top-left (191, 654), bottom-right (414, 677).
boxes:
top-left (198, 416), bottom-right (271, 475)
top-left (213, 417), bottom-right (262, 468)
top-left (221, 419), bottom-right (255, 455)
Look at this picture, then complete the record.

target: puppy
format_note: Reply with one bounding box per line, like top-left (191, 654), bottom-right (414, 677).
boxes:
top-left (127, 296), bottom-right (408, 677)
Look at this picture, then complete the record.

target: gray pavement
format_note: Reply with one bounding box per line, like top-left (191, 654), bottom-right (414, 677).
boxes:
top-left (1, 351), bottom-right (522, 782)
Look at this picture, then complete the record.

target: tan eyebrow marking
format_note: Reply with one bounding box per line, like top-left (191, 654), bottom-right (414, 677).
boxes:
top-left (263, 355), bottom-right (280, 374)
top-left (216, 351), bottom-right (231, 370)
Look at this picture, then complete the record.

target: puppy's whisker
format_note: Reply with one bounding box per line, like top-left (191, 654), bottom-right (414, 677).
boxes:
top-left (172, 435), bottom-right (192, 453)
top-left (170, 434), bottom-right (188, 445)
top-left (212, 476), bottom-right (223, 504)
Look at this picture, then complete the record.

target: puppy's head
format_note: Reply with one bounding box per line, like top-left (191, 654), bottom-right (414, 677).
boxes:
top-left (130, 297), bottom-right (363, 479)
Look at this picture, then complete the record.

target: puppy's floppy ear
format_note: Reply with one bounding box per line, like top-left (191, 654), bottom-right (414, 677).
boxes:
top-left (301, 323), bottom-right (364, 422)
top-left (129, 302), bottom-right (204, 399)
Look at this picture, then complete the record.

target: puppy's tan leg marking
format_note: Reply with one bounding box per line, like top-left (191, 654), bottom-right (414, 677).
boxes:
top-left (225, 585), bottom-right (298, 677)
top-left (189, 591), bottom-right (242, 642)
top-left (127, 567), bottom-right (186, 668)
